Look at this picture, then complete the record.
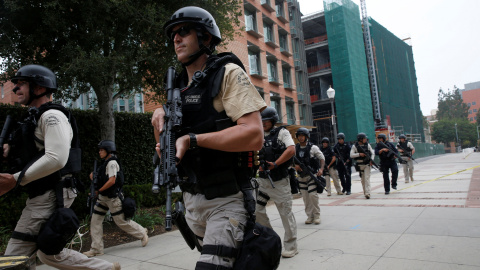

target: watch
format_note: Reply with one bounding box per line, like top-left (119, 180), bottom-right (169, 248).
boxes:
top-left (188, 133), bottom-right (197, 149)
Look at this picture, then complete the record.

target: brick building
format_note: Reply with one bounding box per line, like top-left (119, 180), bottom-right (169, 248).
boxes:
top-left (462, 81), bottom-right (480, 123)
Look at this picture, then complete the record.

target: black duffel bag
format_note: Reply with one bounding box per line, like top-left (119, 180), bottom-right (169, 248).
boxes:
top-left (37, 208), bottom-right (79, 255)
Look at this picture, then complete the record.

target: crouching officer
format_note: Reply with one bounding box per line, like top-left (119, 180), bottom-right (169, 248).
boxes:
top-left (256, 106), bottom-right (298, 258)
top-left (294, 128), bottom-right (325, 225)
top-left (375, 134), bottom-right (399, 194)
top-left (0, 64), bottom-right (119, 269)
top-left (350, 133), bottom-right (375, 199)
top-left (84, 140), bottom-right (148, 257)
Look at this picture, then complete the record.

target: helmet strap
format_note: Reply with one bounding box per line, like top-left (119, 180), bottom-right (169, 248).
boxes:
top-left (26, 83), bottom-right (49, 106)
top-left (183, 32), bottom-right (213, 67)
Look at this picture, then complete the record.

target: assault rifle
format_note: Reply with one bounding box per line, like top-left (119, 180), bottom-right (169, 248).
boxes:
top-left (354, 143), bottom-right (380, 170)
top-left (87, 160), bottom-right (98, 216)
top-left (334, 146), bottom-right (350, 176)
top-left (152, 66), bottom-right (182, 231)
top-left (0, 115), bottom-right (13, 159)
top-left (377, 141), bottom-right (407, 164)
top-left (259, 160), bottom-right (275, 188)
top-left (397, 144), bottom-right (418, 164)
top-left (293, 156), bottom-right (327, 192)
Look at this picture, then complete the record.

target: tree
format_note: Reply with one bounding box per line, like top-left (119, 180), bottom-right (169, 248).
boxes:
top-left (0, 0), bottom-right (242, 140)
top-left (431, 118), bottom-right (477, 147)
top-left (476, 110), bottom-right (480, 126)
top-left (436, 86), bottom-right (469, 121)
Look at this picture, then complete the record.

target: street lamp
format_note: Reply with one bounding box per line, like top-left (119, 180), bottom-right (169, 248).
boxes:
top-left (455, 122), bottom-right (459, 150)
top-left (326, 85), bottom-right (337, 143)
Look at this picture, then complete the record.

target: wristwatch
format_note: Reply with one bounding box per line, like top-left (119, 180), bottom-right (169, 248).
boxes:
top-left (273, 162), bottom-right (278, 168)
top-left (188, 133), bottom-right (197, 149)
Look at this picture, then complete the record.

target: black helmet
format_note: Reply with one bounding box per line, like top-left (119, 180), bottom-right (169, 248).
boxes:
top-left (164, 6), bottom-right (221, 50)
top-left (357, 132), bottom-right (367, 141)
top-left (11, 64), bottom-right (57, 91)
top-left (377, 134), bottom-right (387, 141)
top-left (337, 133), bottom-right (345, 140)
top-left (399, 134), bottom-right (406, 140)
top-left (321, 137), bottom-right (330, 143)
top-left (261, 107), bottom-right (279, 125)
top-left (98, 140), bottom-right (116, 153)
top-left (296, 128), bottom-right (309, 138)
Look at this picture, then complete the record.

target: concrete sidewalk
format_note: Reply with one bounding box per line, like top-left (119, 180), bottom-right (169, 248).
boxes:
top-left (39, 152), bottom-right (480, 269)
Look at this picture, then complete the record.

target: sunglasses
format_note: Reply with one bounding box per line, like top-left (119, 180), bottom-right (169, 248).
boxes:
top-left (170, 25), bottom-right (194, 41)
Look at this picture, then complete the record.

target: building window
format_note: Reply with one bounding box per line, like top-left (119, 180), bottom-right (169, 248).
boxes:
top-left (470, 117), bottom-right (474, 121)
top-left (270, 93), bottom-right (282, 123)
top-left (474, 109), bottom-right (478, 113)
top-left (468, 103), bottom-right (471, 107)
top-left (286, 98), bottom-right (295, 125)
top-left (279, 33), bottom-right (288, 52)
top-left (275, 0), bottom-right (284, 18)
top-left (267, 58), bottom-right (278, 83)
top-left (264, 22), bottom-right (274, 43)
top-left (248, 49), bottom-right (261, 76)
top-left (282, 66), bottom-right (291, 89)
top-left (245, 9), bottom-right (257, 32)
top-left (473, 101), bottom-right (477, 105)
top-left (469, 110), bottom-right (472, 114)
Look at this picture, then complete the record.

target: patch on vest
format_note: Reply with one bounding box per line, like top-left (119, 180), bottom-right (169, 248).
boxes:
top-left (45, 115), bottom-right (60, 126)
top-left (184, 94), bottom-right (201, 104)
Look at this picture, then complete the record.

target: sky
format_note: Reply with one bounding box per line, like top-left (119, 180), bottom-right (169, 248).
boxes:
top-left (297, 0), bottom-right (480, 116)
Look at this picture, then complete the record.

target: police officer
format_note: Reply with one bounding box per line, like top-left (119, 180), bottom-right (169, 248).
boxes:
top-left (0, 64), bottom-right (120, 269)
top-left (375, 134), bottom-right (399, 194)
top-left (397, 134), bottom-right (416, 183)
top-left (256, 106), bottom-right (298, 258)
top-left (151, 7), bottom-right (266, 269)
top-left (83, 140), bottom-right (148, 257)
top-left (350, 133), bottom-right (375, 199)
top-left (320, 137), bottom-right (343, 196)
top-left (294, 128), bottom-right (325, 225)
top-left (334, 133), bottom-right (352, 195)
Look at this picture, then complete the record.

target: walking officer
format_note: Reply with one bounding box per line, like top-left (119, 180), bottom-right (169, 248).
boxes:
top-left (256, 106), bottom-right (298, 258)
top-left (151, 6), bottom-right (266, 269)
top-left (83, 140), bottom-right (148, 258)
top-left (294, 128), bottom-right (325, 225)
top-left (0, 64), bottom-right (120, 269)
top-left (375, 134), bottom-right (399, 194)
top-left (397, 134), bottom-right (416, 183)
top-left (320, 137), bottom-right (343, 196)
top-left (350, 133), bottom-right (375, 199)
top-left (334, 133), bottom-right (352, 195)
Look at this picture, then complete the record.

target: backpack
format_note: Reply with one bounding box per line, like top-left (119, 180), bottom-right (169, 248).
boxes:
top-left (37, 208), bottom-right (80, 255)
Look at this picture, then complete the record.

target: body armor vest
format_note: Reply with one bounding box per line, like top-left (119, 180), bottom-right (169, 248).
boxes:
top-left (378, 141), bottom-right (396, 161)
top-left (398, 141), bottom-right (411, 156)
top-left (354, 142), bottom-right (370, 165)
top-left (295, 143), bottom-right (320, 177)
top-left (260, 126), bottom-right (290, 180)
top-left (8, 103), bottom-right (80, 199)
top-left (97, 156), bottom-right (121, 197)
top-left (176, 53), bottom-right (254, 199)
top-left (320, 146), bottom-right (335, 168)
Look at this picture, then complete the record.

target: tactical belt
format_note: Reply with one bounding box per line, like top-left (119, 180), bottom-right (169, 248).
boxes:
top-left (11, 231), bottom-right (37, 243)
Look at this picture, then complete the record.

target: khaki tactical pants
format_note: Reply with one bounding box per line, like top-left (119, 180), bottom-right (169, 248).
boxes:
top-left (325, 167), bottom-right (342, 195)
top-left (297, 175), bottom-right (320, 220)
top-left (90, 195), bottom-right (145, 252)
top-left (5, 189), bottom-right (115, 270)
top-left (256, 177), bottom-right (298, 252)
top-left (183, 191), bottom-right (247, 269)
top-left (358, 164), bottom-right (371, 196)
top-left (401, 157), bottom-right (414, 181)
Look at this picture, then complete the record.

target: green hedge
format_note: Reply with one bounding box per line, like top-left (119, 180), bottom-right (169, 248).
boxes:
top-left (0, 104), bottom-right (176, 228)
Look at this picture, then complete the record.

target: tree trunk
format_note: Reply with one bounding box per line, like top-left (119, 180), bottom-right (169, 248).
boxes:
top-left (95, 86), bottom-right (115, 141)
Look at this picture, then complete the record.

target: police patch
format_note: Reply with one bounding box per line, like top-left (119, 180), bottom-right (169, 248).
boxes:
top-left (45, 115), bottom-right (60, 126)
top-left (184, 94), bottom-right (201, 104)
top-left (237, 72), bottom-right (251, 86)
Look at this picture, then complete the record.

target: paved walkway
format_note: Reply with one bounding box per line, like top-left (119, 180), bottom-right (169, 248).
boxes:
top-left (38, 152), bottom-right (480, 269)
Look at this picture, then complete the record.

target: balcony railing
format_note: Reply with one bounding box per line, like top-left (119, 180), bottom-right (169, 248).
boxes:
top-left (305, 35), bottom-right (328, 45)
top-left (307, 63), bottom-right (331, 73)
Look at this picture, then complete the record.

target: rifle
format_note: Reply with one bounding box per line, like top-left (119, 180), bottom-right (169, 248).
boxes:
top-left (334, 146), bottom-right (350, 176)
top-left (377, 141), bottom-right (407, 164)
top-left (87, 160), bottom-right (98, 216)
top-left (152, 66), bottom-right (182, 231)
top-left (293, 156), bottom-right (327, 192)
top-left (259, 160), bottom-right (275, 188)
top-left (397, 144), bottom-right (418, 164)
top-left (354, 143), bottom-right (380, 170)
top-left (0, 115), bottom-right (13, 159)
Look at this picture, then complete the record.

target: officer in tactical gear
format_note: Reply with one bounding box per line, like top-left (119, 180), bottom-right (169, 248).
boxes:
top-left (334, 132), bottom-right (352, 195)
top-left (320, 137), bottom-right (343, 196)
top-left (397, 134), bottom-right (416, 182)
top-left (294, 128), bottom-right (325, 224)
top-left (0, 64), bottom-right (120, 270)
top-left (256, 106), bottom-right (298, 258)
top-left (151, 6), bottom-right (266, 269)
top-left (350, 133), bottom-right (375, 199)
top-left (83, 140), bottom-right (148, 258)
top-left (375, 134), bottom-right (399, 194)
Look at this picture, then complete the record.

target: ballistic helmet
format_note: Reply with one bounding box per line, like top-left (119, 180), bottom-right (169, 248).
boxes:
top-left (399, 134), bottom-right (406, 140)
top-left (337, 133), bottom-right (345, 140)
top-left (296, 128), bottom-right (309, 138)
top-left (261, 107), bottom-right (279, 125)
top-left (11, 64), bottom-right (57, 91)
top-left (321, 137), bottom-right (330, 144)
top-left (357, 132), bottom-right (367, 141)
top-left (164, 6), bottom-right (221, 51)
top-left (98, 140), bottom-right (116, 153)
top-left (377, 134), bottom-right (387, 141)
